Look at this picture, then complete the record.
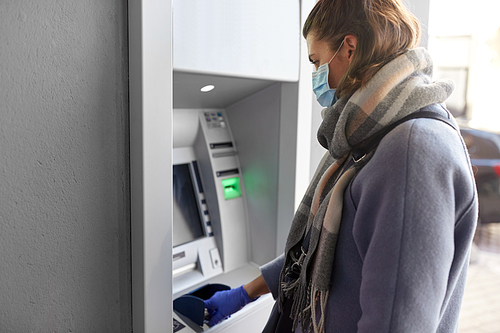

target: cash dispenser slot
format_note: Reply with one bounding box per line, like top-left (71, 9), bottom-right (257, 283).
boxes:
top-left (173, 284), bottom-right (231, 328)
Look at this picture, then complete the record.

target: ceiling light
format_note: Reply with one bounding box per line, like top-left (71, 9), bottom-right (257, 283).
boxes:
top-left (200, 84), bottom-right (215, 93)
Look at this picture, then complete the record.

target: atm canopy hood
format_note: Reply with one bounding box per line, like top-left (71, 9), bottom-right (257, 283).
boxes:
top-left (173, 71), bottom-right (276, 109)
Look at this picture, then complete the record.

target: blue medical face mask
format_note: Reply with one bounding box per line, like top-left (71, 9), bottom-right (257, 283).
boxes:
top-left (312, 40), bottom-right (344, 107)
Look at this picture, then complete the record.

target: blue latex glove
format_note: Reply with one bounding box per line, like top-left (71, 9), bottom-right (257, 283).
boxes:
top-left (204, 285), bottom-right (255, 326)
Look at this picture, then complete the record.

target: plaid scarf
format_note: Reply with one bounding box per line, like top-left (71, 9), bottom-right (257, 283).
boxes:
top-left (278, 47), bottom-right (454, 333)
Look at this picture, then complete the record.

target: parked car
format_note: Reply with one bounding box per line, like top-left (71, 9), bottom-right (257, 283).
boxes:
top-left (460, 127), bottom-right (500, 224)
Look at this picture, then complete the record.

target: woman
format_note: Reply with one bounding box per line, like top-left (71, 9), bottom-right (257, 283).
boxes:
top-left (205, 0), bottom-right (478, 332)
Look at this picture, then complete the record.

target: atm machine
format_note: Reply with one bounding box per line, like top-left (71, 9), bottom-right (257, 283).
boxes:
top-left (169, 2), bottom-right (302, 332)
top-left (171, 108), bottom-right (275, 332)
top-left (171, 79), bottom-right (301, 333)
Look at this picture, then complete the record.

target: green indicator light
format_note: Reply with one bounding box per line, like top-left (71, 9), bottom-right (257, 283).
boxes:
top-left (221, 177), bottom-right (242, 200)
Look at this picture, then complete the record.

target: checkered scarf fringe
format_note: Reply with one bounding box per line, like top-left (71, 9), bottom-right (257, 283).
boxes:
top-left (278, 47), bottom-right (454, 333)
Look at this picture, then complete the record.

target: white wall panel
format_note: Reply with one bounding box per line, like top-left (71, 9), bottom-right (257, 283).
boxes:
top-left (129, 0), bottom-right (173, 332)
top-left (173, 0), bottom-right (300, 82)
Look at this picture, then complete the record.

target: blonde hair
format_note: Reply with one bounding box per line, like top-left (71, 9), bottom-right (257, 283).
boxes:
top-left (303, 0), bottom-right (420, 97)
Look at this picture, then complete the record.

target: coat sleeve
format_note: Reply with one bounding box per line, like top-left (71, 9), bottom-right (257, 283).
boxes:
top-left (260, 254), bottom-right (285, 300)
top-left (351, 119), bottom-right (477, 332)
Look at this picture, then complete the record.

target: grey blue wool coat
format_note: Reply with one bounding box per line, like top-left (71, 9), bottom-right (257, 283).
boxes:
top-left (261, 112), bottom-right (478, 332)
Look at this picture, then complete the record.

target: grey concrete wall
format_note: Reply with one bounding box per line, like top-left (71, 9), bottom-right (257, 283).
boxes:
top-left (0, 1), bottom-right (131, 332)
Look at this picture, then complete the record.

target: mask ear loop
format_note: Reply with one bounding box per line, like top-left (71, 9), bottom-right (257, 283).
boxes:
top-left (327, 39), bottom-right (345, 64)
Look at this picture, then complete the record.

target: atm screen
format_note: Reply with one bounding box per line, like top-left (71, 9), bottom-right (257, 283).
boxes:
top-left (173, 163), bottom-right (205, 247)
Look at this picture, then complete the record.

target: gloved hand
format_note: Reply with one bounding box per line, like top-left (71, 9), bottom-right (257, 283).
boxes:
top-left (204, 285), bottom-right (256, 326)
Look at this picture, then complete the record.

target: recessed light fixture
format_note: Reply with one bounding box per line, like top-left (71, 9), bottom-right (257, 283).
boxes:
top-left (200, 84), bottom-right (215, 93)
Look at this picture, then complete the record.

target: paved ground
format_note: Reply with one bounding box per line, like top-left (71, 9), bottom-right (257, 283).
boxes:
top-left (459, 223), bottom-right (500, 333)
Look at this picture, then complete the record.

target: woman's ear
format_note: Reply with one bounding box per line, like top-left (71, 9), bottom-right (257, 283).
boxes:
top-left (344, 35), bottom-right (357, 62)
